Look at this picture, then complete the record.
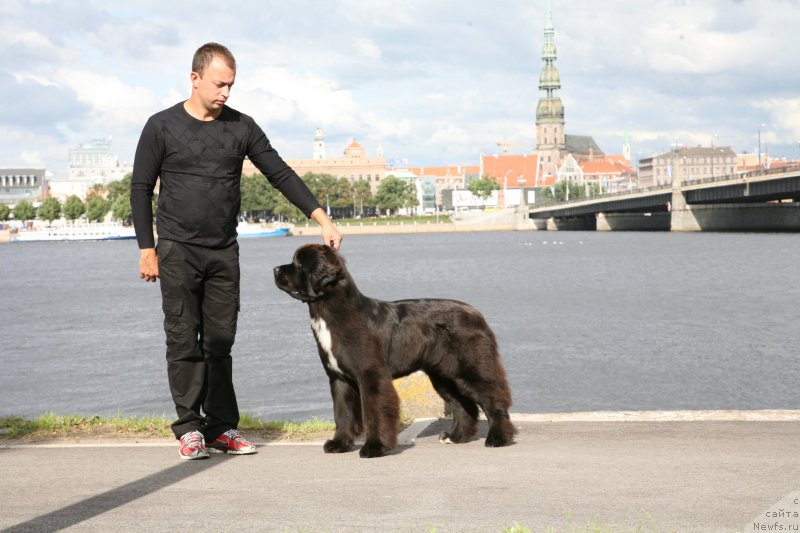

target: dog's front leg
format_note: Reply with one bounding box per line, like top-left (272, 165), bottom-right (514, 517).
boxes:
top-left (358, 368), bottom-right (400, 458)
top-left (324, 377), bottom-right (362, 453)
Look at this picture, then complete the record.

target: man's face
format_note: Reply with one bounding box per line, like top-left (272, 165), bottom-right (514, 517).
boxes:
top-left (191, 55), bottom-right (235, 113)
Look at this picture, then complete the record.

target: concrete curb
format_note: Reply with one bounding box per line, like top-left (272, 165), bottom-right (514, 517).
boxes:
top-left (510, 409), bottom-right (800, 422)
top-left (2, 410), bottom-right (797, 450)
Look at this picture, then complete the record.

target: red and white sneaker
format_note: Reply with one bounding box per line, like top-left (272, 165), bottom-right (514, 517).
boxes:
top-left (207, 429), bottom-right (257, 455)
top-left (178, 430), bottom-right (209, 460)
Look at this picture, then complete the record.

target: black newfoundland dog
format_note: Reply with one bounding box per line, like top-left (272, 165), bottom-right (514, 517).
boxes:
top-left (273, 244), bottom-right (516, 458)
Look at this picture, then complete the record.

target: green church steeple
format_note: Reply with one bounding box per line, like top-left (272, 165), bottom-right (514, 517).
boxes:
top-left (536, 0), bottom-right (565, 158)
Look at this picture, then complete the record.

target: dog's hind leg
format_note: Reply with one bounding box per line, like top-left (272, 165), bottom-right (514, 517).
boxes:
top-left (480, 400), bottom-right (516, 447)
top-left (459, 377), bottom-right (516, 448)
top-left (324, 377), bottom-right (362, 454)
top-left (428, 375), bottom-right (479, 444)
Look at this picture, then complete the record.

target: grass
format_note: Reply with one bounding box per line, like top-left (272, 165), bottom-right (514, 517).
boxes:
top-left (0, 376), bottom-right (436, 442)
top-left (0, 412), bottom-right (336, 442)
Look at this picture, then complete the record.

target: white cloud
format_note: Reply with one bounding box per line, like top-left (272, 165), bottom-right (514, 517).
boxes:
top-left (56, 70), bottom-right (161, 129)
top-left (430, 125), bottom-right (471, 145)
top-left (2, 0), bottom-right (800, 176)
top-left (354, 37), bottom-right (382, 61)
top-left (236, 66), bottom-right (362, 132)
top-left (7, 30), bottom-right (77, 62)
top-left (754, 98), bottom-right (800, 144)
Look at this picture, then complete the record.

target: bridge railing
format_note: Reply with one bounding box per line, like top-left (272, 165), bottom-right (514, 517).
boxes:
top-left (531, 183), bottom-right (672, 209)
top-left (531, 164), bottom-right (800, 209)
top-left (680, 164), bottom-right (800, 187)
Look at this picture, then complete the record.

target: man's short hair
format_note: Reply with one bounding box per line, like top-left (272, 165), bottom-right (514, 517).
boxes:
top-left (192, 43), bottom-right (236, 76)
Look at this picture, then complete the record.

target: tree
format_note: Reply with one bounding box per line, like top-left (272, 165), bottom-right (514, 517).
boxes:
top-left (86, 196), bottom-right (111, 222)
top-left (86, 183), bottom-right (107, 201)
top-left (375, 176), bottom-right (418, 215)
top-left (240, 173), bottom-right (278, 217)
top-left (13, 200), bottom-right (36, 222)
top-left (540, 180), bottom-right (586, 202)
top-left (272, 194), bottom-right (304, 221)
top-left (351, 179), bottom-right (372, 217)
top-left (63, 195), bottom-right (86, 222)
top-left (38, 197), bottom-right (62, 223)
top-left (302, 173), bottom-right (339, 208)
top-left (0, 204), bottom-right (10, 221)
top-left (468, 177), bottom-right (500, 205)
top-left (331, 177), bottom-right (355, 209)
top-left (111, 195), bottom-right (132, 224)
top-left (106, 174), bottom-right (132, 204)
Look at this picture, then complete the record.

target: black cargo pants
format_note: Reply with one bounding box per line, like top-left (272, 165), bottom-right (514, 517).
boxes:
top-left (157, 238), bottom-right (240, 441)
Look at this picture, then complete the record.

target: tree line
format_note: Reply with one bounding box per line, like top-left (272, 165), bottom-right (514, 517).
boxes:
top-left (0, 177), bottom-right (134, 224)
top-left (0, 171), bottom-right (421, 225)
top-left (241, 172), bottom-right (419, 221)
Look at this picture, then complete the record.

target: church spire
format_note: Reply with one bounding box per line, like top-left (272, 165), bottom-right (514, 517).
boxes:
top-left (536, 0), bottom-right (565, 164)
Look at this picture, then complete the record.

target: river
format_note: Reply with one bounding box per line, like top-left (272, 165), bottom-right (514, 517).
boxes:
top-left (1, 231), bottom-right (798, 421)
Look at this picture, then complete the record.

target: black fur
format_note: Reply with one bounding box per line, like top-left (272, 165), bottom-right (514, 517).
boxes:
top-left (274, 244), bottom-right (516, 458)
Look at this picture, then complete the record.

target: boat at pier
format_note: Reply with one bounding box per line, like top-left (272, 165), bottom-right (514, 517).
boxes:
top-left (11, 224), bottom-right (136, 242)
top-left (236, 222), bottom-right (290, 238)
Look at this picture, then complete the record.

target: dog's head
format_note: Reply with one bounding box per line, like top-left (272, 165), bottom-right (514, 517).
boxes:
top-left (273, 244), bottom-right (346, 303)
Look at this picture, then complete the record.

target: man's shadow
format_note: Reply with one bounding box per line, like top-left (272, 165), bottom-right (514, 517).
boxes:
top-left (3, 454), bottom-right (228, 533)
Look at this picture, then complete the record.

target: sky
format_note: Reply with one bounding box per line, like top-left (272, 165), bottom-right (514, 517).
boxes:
top-left (2, 0), bottom-right (800, 178)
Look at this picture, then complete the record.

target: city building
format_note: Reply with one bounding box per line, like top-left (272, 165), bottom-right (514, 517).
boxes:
top-left (68, 137), bottom-right (132, 184)
top-left (638, 146), bottom-right (737, 188)
top-left (578, 157), bottom-right (637, 193)
top-left (243, 131), bottom-right (387, 195)
top-left (407, 165), bottom-right (480, 209)
top-left (479, 153), bottom-right (549, 206)
top-left (0, 168), bottom-right (47, 206)
top-left (46, 137), bottom-right (133, 202)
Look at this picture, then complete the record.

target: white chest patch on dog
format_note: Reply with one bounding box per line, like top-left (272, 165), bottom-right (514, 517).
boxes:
top-left (311, 317), bottom-right (343, 375)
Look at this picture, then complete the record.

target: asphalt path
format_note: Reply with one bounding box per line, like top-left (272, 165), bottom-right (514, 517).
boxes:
top-left (1, 414), bottom-right (799, 532)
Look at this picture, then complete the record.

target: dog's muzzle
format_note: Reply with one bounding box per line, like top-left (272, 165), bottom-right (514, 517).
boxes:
top-left (274, 266), bottom-right (314, 302)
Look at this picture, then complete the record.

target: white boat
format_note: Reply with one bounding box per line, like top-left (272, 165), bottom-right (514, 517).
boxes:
top-left (236, 222), bottom-right (290, 238)
top-left (11, 224), bottom-right (137, 242)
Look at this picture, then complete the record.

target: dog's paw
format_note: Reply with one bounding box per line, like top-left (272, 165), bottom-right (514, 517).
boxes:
top-left (323, 438), bottom-right (354, 453)
top-left (439, 432), bottom-right (456, 444)
top-left (484, 432), bottom-right (514, 448)
top-left (439, 431), bottom-right (471, 444)
top-left (359, 440), bottom-right (388, 458)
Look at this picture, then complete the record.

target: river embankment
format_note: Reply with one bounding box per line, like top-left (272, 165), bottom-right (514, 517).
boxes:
top-left (292, 207), bottom-right (535, 236)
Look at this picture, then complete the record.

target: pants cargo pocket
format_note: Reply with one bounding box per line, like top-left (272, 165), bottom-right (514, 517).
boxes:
top-left (162, 297), bottom-right (186, 337)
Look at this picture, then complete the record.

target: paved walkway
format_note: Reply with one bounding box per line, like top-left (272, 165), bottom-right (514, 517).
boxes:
top-left (1, 413), bottom-right (799, 532)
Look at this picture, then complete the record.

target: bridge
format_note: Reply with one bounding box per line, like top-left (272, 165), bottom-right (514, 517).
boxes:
top-left (527, 165), bottom-right (800, 231)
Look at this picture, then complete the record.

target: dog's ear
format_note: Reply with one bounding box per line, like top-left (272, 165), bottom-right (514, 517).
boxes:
top-left (307, 246), bottom-right (344, 298)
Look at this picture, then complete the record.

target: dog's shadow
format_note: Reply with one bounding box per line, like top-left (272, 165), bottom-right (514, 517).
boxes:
top-left (414, 418), bottom-right (515, 446)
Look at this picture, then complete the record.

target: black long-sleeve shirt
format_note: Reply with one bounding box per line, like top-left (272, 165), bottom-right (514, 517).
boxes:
top-left (130, 102), bottom-right (321, 249)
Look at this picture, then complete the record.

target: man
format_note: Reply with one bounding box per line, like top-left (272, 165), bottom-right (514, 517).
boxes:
top-left (131, 42), bottom-right (342, 460)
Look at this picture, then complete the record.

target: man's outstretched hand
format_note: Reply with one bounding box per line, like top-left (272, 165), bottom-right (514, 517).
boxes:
top-left (311, 208), bottom-right (342, 250)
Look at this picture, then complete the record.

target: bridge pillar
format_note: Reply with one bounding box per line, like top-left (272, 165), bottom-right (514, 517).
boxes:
top-left (597, 212), bottom-right (671, 231)
top-left (674, 202), bottom-right (800, 232)
top-left (670, 187), bottom-right (702, 231)
top-left (546, 216), bottom-right (596, 231)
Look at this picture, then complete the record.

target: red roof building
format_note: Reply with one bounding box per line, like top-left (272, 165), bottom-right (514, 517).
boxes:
top-left (480, 153), bottom-right (555, 188)
top-left (578, 157), bottom-right (636, 192)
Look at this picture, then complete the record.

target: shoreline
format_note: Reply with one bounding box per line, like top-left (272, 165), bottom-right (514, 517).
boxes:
top-left (0, 221), bottom-right (537, 244)
top-left (291, 221), bottom-right (536, 237)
